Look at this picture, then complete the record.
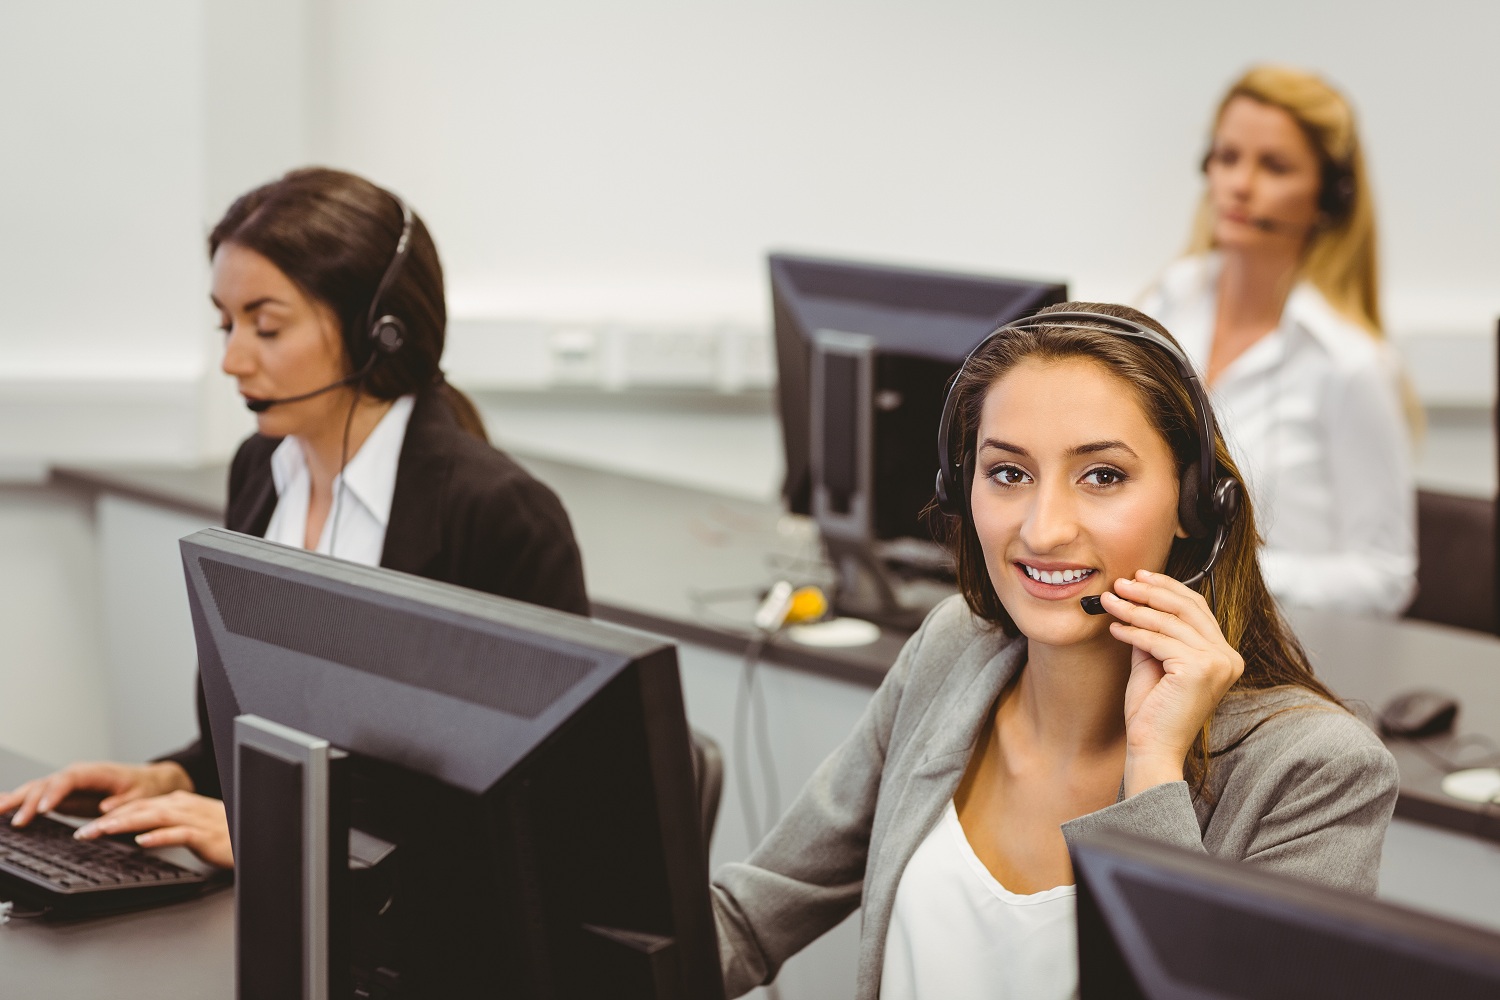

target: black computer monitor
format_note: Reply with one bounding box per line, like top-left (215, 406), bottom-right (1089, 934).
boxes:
top-left (181, 528), bottom-right (724, 1000)
top-left (770, 253), bottom-right (1066, 626)
top-left (1072, 830), bottom-right (1500, 999)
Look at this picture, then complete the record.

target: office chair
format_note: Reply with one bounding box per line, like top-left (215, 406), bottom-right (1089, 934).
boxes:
top-left (1405, 490), bottom-right (1497, 634)
top-left (689, 728), bottom-right (725, 852)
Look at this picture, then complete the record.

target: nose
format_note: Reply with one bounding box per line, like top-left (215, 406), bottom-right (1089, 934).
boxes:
top-left (1018, 476), bottom-right (1081, 555)
top-left (220, 322), bottom-right (255, 379)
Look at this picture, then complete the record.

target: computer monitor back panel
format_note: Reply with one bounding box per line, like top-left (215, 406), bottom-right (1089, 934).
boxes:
top-left (771, 252), bottom-right (1066, 541)
top-left (182, 528), bottom-right (723, 999)
top-left (1073, 831), bottom-right (1500, 1000)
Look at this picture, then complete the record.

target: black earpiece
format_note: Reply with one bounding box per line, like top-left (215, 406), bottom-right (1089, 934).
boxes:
top-left (934, 310), bottom-right (1243, 601)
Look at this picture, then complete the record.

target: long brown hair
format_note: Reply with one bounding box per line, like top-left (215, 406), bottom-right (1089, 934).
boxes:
top-left (939, 301), bottom-right (1340, 790)
top-left (209, 167), bottom-right (488, 440)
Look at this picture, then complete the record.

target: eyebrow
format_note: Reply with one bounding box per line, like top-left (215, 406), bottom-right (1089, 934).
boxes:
top-left (209, 295), bottom-right (289, 313)
top-left (978, 438), bottom-right (1139, 459)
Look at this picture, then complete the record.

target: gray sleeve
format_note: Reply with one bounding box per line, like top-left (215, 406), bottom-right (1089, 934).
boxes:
top-left (1234, 743), bottom-right (1398, 895)
top-left (710, 618), bottom-right (928, 997)
top-left (1061, 742), bottom-right (1399, 896)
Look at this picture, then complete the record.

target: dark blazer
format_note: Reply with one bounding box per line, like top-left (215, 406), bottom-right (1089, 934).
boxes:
top-left (162, 385), bottom-right (590, 796)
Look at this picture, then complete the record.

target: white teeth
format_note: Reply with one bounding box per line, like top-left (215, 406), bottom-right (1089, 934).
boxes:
top-left (1022, 565), bottom-right (1093, 585)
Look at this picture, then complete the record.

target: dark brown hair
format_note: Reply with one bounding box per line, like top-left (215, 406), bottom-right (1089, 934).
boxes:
top-left (208, 167), bottom-right (487, 440)
top-left (939, 301), bottom-right (1339, 789)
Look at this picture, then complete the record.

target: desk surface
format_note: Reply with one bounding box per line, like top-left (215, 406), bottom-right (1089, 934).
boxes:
top-left (53, 457), bottom-right (1500, 845)
top-left (0, 749), bottom-right (233, 998)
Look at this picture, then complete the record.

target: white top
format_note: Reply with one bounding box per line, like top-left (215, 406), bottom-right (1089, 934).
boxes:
top-left (880, 800), bottom-right (1078, 1000)
top-left (1141, 254), bottom-right (1416, 616)
top-left (264, 394), bottom-right (417, 566)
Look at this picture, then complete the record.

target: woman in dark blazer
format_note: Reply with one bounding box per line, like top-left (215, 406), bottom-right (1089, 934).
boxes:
top-left (0, 168), bottom-right (588, 866)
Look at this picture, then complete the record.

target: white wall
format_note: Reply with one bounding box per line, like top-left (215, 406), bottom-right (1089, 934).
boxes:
top-left (0, 484), bottom-right (109, 765)
top-left (310, 1), bottom-right (1499, 342)
top-left (2, 0), bottom-right (1498, 463)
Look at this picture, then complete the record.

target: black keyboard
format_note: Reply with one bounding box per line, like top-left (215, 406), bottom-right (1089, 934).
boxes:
top-left (0, 812), bottom-right (210, 913)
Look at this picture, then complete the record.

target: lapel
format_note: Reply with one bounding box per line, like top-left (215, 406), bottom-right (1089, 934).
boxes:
top-left (379, 385), bottom-right (453, 576)
top-left (863, 636), bottom-right (1026, 937)
top-left (226, 440), bottom-right (280, 537)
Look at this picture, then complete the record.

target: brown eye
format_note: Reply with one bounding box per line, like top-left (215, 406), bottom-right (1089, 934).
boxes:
top-left (1083, 467), bottom-right (1126, 487)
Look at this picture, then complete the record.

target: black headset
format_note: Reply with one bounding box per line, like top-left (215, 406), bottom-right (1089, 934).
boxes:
top-left (1199, 148), bottom-right (1356, 223)
top-left (356, 194), bottom-right (414, 366)
top-left (934, 310), bottom-right (1242, 590)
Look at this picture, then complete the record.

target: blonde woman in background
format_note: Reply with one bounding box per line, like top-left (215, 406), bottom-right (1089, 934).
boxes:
top-left (1142, 65), bottom-right (1416, 616)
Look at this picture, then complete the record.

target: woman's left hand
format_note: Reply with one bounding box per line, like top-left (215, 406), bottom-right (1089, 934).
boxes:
top-left (74, 790), bottom-right (233, 869)
top-left (1101, 569), bottom-right (1244, 796)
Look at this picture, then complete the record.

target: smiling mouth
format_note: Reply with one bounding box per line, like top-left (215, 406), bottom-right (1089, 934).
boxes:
top-left (1018, 564), bottom-right (1097, 586)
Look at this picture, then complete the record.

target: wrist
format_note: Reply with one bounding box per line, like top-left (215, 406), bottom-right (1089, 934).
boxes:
top-left (147, 761), bottom-right (194, 795)
top-left (1123, 752), bottom-right (1185, 798)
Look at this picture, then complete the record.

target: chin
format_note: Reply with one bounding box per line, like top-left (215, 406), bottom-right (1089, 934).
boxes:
top-left (1001, 593), bottom-right (1112, 648)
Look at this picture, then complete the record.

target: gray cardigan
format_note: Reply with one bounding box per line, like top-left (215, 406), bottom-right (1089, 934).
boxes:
top-left (711, 595), bottom-right (1399, 999)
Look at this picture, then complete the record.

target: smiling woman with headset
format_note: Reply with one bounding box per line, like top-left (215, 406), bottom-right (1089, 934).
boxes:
top-left (0, 167), bottom-right (589, 866)
top-left (1141, 65), bottom-right (1417, 616)
top-left (710, 303), bottom-right (1397, 1000)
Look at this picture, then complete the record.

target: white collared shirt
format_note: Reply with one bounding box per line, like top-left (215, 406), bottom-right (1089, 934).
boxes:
top-left (264, 394), bottom-right (417, 567)
top-left (1142, 254), bottom-right (1416, 616)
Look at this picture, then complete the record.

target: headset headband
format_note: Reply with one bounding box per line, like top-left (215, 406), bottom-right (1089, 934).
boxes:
top-left (365, 195), bottom-right (415, 337)
top-left (936, 311), bottom-right (1220, 511)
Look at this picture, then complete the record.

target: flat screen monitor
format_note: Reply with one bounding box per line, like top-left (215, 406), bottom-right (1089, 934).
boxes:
top-left (181, 528), bottom-right (723, 1000)
top-left (770, 252), bottom-right (1066, 624)
top-left (1072, 830), bottom-right (1500, 999)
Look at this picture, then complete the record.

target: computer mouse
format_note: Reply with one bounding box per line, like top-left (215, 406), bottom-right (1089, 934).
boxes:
top-left (1378, 689), bottom-right (1459, 739)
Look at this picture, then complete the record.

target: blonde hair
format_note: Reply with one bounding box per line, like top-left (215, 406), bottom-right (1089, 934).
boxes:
top-left (1186, 65), bottom-right (1380, 334)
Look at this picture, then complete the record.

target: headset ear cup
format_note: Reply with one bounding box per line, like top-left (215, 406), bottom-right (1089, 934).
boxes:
top-left (370, 316), bottom-right (406, 355)
top-left (1211, 477), bottom-right (1242, 527)
top-left (934, 468), bottom-right (956, 516)
top-left (1177, 462), bottom-right (1211, 539)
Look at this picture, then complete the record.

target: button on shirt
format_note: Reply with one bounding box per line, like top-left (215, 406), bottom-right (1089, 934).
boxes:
top-left (1142, 255), bottom-right (1416, 616)
top-left (264, 394), bottom-right (416, 566)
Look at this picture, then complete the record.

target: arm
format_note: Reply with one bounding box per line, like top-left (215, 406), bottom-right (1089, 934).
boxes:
top-left (1063, 735), bottom-right (1398, 896)
top-left (711, 617), bottom-right (927, 998)
top-left (1259, 359), bottom-right (1416, 616)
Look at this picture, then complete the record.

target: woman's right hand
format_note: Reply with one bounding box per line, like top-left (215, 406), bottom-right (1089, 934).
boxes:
top-left (0, 760), bottom-right (194, 827)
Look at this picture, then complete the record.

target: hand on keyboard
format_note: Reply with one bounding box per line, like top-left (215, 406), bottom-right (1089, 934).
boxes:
top-left (0, 760), bottom-right (194, 828)
top-left (75, 791), bottom-right (233, 869)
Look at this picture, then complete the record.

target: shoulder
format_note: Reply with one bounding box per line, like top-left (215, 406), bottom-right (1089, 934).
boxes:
top-left (1211, 686), bottom-right (1397, 790)
top-left (903, 595), bottom-right (1014, 671)
top-left (442, 435), bottom-right (572, 527)
top-left (401, 391), bottom-right (572, 526)
top-left (887, 595), bottom-right (1021, 709)
top-left (1283, 284), bottom-right (1395, 381)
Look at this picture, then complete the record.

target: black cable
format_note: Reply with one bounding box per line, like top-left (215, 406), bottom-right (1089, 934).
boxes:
top-left (326, 377), bottom-right (362, 559)
top-left (733, 634), bottom-right (769, 844)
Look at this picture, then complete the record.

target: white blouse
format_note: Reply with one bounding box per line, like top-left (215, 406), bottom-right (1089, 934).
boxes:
top-left (881, 800), bottom-right (1078, 1000)
top-left (264, 394), bottom-right (416, 567)
top-left (1141, 255), bottom-right (1416, 616)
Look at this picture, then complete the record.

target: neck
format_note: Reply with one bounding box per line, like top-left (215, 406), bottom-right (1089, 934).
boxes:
top-left (297, 390), bottom-right (395, 492)
top-left (1007, 633), bottom-right (1133, 759)
top-left (1216, 245), bottom-right (1301, 331)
